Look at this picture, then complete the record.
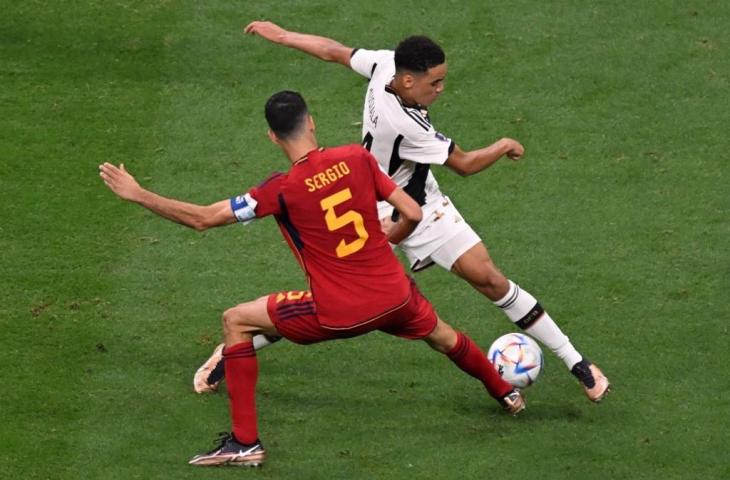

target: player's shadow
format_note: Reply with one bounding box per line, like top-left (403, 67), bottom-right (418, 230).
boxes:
top-left (451, 394), bottom-right (590, 422)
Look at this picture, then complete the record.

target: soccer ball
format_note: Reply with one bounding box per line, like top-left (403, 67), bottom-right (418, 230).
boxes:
top-left (488, 333), bottom-right (544, 388)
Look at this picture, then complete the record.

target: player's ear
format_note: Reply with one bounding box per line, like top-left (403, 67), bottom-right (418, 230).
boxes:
top-left (267, 128), bottom-right (279, 145)
top-left (306, 114), bottom-right (315, 132)
top-left (401, 73), bottom-right (415, 89)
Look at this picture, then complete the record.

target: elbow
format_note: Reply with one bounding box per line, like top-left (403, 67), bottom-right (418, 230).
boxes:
top-left (191, 216), bottom-right (213, 232)
top-left (322, 45), bottom-right (350, 65)
top-left (322, 49), bottom-right (335, 62)
top-left (322, 48), bottom-right (341, 63)
top-left (192, 204), bottom-right (228, 231)
top-left (455, 162), bottom-right (478, 177)
top-left (447, 159), bottom-right (474, 177)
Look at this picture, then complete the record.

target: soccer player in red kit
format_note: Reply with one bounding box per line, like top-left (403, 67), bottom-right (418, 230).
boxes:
top-left (195, 23), bottom-right (609, 405)
top-left (99, 91), bottom-right (523, 467)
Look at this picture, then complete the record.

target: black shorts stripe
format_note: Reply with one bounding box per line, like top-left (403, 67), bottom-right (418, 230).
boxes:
top-left (277, 300), bottom-right (315, 309)
top-left (277, 304), bottom-right (316, 315)
top-left (278, 304), bottom-right (316, 314)
top-left (277, 301), bottom-right (315, 309)
top-left (278, 309), bottom-right (316, 321)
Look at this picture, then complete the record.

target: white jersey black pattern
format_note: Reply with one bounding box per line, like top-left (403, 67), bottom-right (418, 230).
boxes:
top-left (350, 49), bottom-right (455, 219)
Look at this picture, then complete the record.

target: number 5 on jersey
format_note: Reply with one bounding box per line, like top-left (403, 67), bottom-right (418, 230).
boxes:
top-left (320, 188), bottom-right (369, 258)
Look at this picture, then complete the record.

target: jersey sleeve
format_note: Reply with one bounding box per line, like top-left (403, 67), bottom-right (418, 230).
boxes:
top-left (364, 149), bottom-right (397, 201)
top-left (350, 49), bottom-right (394, 79)
top-left (399, 126), bottom-right (454, 165)
top-left (230, 172), bottom-right (285, 223)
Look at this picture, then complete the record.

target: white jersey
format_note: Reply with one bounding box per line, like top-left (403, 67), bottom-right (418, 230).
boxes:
top-left (350, 49), bottom-right (454, 219)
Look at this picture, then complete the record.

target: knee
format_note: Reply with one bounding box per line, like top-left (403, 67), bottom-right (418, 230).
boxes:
top-left (470, 264), bottom-right (508, 292)
top-left (221, 304), bottom-right (251, 333)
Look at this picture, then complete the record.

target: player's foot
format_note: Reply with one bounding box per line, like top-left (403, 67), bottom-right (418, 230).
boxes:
top-left (499, 389), bottom-right (526, 415)
top-left (189, 432), bottom-right (265, 467)
top-left (571, 359), bottom-right (610, 402)
top-left (193, 343), bottom-right (224, 394)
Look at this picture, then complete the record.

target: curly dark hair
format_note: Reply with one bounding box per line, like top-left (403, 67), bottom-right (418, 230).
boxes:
top-left (394, 36), bottom-right (446, 73)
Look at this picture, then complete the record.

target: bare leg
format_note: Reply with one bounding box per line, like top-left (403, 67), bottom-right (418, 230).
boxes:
top-left (451, 242), bottom-right (582, 369)
top-left (449, 242), bottom-right (609, 401)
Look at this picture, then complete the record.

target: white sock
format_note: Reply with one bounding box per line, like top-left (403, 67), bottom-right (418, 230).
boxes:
top-left (253, 334), bottom-right (276, 351)
top-left (493, 280), bottom-right (582, 370)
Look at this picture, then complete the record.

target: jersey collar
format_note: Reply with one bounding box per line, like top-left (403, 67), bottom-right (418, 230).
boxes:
top-left (385, 81), bottom-right (426, 112)
top-left (293, 147), bottom-right (325, 166)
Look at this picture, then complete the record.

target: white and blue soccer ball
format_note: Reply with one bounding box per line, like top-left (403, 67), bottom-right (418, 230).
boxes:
top-left (488, 333), bottom-right (544, 388)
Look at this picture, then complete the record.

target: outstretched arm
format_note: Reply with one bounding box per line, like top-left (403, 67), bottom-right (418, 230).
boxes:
top-left (444, 138), bottom-right (524, 176)
top-left (244, 21), bottom-right (353, 67)
top-left (99, 163), bottom-right (236, 231)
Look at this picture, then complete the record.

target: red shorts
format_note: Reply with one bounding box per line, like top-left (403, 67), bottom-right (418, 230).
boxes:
top-left (267, 280), bottom-right (437, 345)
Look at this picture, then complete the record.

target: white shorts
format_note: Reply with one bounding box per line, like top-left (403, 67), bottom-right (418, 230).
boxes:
top-left (386, 195), bottom-right (482, 272)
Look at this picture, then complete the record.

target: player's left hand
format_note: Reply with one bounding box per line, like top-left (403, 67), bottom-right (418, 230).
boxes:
top-left (99, 162), bottom-right (142, 202)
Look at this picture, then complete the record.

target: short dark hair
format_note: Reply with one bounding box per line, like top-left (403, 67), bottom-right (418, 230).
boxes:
top-left (265, 90), bottom-right (309, 139)
top-left (394, 36), bottom-right (445, 74)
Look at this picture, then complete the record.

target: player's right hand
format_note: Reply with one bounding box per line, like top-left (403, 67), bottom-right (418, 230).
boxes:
top-left (243, 21), bottom-right (287, 43)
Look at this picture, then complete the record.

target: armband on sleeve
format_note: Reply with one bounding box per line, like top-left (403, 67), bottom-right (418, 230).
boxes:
top-left (229, 193), bottom-right (258, 224)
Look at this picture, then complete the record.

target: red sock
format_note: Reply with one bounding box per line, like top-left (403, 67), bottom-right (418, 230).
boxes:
top-left (223, 341), bottom-right (258, 444)
top-left (447, 332), bottom-right (513, 399)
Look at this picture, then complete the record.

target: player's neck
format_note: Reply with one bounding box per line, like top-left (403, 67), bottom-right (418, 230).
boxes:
top-left (281, 136), bottom-right (319, 164)
top-left (389, 78), bottom-right (421, 109)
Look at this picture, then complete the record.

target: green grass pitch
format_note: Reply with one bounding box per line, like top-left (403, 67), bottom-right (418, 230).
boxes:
top-left (2, 1), bottom-right (728, 479)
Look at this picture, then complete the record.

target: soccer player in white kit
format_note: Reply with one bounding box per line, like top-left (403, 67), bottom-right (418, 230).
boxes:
top-left (195, 22), bottom-right (609, 402)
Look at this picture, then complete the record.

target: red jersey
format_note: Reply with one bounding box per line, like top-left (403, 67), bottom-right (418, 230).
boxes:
top-left (231, 145), bottom-right (411, 329)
